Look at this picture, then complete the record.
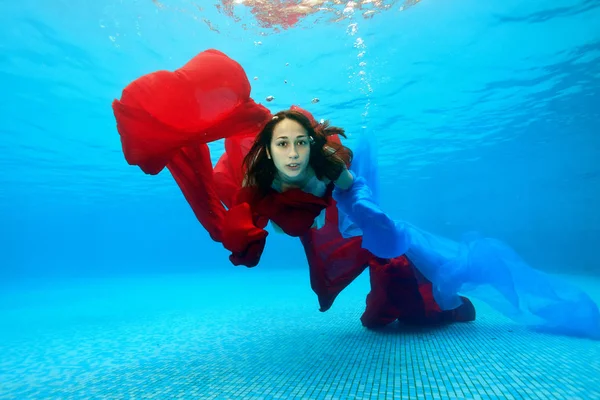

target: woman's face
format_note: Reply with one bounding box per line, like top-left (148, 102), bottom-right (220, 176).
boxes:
top-left (269, 118), bottom-right (311, 182)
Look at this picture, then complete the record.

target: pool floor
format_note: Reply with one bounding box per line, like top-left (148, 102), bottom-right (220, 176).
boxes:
top-left (1, 269), bottom-right (599, 399)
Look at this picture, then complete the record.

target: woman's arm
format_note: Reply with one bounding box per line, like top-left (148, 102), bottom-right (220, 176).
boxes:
top-left (333, 173), bottom-right (410, 259)
top-left (333, 167), bottom-right (354, 191)
top-left (221, 187), bottom-right (269, 267)
top-left (324, 144), bottom-right (354, 190)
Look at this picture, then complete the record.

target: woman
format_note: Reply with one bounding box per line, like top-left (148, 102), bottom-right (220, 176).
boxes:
top-left (113, 49), bottom-right (599, 337)
top-left (226, 106), bottom-right (476, 327)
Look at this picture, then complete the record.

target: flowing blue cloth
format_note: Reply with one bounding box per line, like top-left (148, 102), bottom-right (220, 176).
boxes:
top-left (334, 137), bottom-right (600, 340)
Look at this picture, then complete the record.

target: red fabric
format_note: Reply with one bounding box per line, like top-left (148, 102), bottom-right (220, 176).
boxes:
top-left (360, 256), bottom-right (434, 327)
top-left (112, 49), bottom-right (271, 244)
top-left (214, 134), bottom-right (257, 209)
top-left (360, 257), bottom-right (476, 327)
top-left (164, 144), bottom-right (224, 242)
top-left (257, 187), bottom-right (333, 237)
top-left (112, 49), bottom-right (271, 175)
top-left (300, 203), bottom-right (372, 311)
top-left (222, 202), bottom-right (268, 267)
top-left (112, 49), bottom-right (473, 326)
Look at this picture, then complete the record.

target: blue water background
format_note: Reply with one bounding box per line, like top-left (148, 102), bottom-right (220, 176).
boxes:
top-left (1, 0), bottom-right (599, 284)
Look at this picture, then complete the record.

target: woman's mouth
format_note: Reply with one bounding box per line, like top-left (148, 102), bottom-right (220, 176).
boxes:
top-left (287, 163), bottom-right (300, 171)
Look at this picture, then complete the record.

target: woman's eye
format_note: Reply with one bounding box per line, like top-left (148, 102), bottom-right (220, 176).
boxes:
top-left (277, 142), bottom-right (287, 147)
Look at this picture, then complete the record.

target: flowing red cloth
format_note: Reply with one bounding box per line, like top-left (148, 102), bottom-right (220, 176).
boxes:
top-left (112, 49), bottom-right (272, 242)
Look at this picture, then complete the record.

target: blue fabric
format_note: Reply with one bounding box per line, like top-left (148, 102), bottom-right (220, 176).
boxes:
top-left (335, 174), bottom-right (411, 259)
top-left (333, 146), bottom-right (600, 340)
top-left (337, 131), bottom-right (378, 239)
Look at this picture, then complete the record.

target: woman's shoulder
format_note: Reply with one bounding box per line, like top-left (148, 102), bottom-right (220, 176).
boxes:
top-left (303, 175), bottom-right (330, 197)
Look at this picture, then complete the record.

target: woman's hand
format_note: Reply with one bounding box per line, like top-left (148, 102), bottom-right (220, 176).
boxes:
top-left (323, 144), bottom-right (354, 190)
top-left (333, 167), bottom-right (354, 190)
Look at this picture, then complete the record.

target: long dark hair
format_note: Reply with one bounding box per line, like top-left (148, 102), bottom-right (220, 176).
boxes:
top-left (242, 109), bottom-right (353, 194)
